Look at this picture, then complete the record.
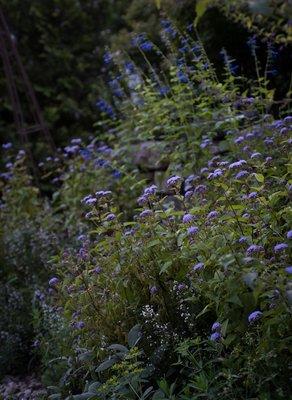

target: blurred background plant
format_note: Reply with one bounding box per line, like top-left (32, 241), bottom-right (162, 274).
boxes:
top-left (0, 0), bottom-right (290, 149)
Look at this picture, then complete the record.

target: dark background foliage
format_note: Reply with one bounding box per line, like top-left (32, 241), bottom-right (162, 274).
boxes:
top-left (0, 0), bottom-right (290, 149)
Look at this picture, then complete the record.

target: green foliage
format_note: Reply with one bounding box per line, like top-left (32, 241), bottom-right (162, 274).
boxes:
top-left (0, 3), bottom-right (291, 398)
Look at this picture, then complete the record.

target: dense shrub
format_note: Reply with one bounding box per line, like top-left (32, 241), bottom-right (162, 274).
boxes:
top-left (0, 4), bottom-right (291, 399)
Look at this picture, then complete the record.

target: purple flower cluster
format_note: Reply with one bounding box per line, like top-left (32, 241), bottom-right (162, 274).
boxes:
top-left (192, 262), bottom-right (204, 272)
top-left (229, 160), bottom-right (247, 169)
top-left (138, 185), bottom-right (157, 205)
top-left (246, 244), bottom-right (264, 256)
top-left (182, 213), bottom-right (194, 224)
top-left (274, 243), bottom-right (288, 253)
top-left (248, 310), bottom-right (262, 324)
top-left (187, 226), bottom-right (199, 236)
top-left (166, 175), bottom-right (182, 188)
top-left (210, 321), bottom-right (221, 341)
top-left (208, 169), bottom-right (223, 180)
top-left (49, 277), bottom-right (59, 287)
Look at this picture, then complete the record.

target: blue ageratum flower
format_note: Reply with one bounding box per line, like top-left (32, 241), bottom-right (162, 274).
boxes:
top-left (49, 277), bottom-right (59, 287)
top-left (2, 142), bottom-right (12, 150)
top-left (210, 332), bottom-right (221, 342)
top-left (194, 184), bottom-right (207, 194)
top-left (235, 170), bottom-right (249, 180)
top-left (248, 310), bottom-right (262, 324)
top-left (248, 192), bottom-right (258, 199)
top-left (211, 322), bottom-right (221, 332)
top-left (144, 185), bottom-right (157, 196)
top-left (229, 160), bottom-right (247, 169)
top-left (283, 116), bottom-right (292, 125)
top-left (246, 244), bottom-right (263, 256)
top-left (274, 243), bottom-right (288, 253)
top-left (139, 209), bottom-right (153, 219)
top-left (82, 195), bottom-right (97, 206)
top-left (207, 169), bottom-right (223, 180)
top-left (182, 213), bottom-right (194, 224)
top-left (192, 262), bottom-right (204, 272)
top-left (285, 266), bottom-right (292, 274)
top-left (93, 266), bottom-right (102, 274)
top-left (150, 286), bottom-right (158, 295)
top-left (187, 226), bottom-right (199, 236)
top-left (238, 236), bottom-right (248, 244)
top-left (207, 211), bottom-right (218, 220)
top-left (287, 230), bottom-right (292, 240)
top-left (177, 283), bottom-right (187, 291)
top-left (106, 213), bottom-right (116, 221)
top-left (166, 175), bottom-right (182, 188)
top-left (74, 321), bottom-right (85, 330)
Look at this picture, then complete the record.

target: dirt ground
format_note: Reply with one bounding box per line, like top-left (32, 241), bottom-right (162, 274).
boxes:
top-left (0, 375), bottom-right (47, 399)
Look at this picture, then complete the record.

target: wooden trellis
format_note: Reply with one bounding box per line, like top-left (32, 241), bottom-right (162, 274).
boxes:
top-left (0, 7), bottom-right (55, 153)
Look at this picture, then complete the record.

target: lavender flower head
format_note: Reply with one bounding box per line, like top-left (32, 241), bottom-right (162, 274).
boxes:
top-left (248, 310), bottom-right (262, 324)
top-left (287, 230), bottom-right (292, 240)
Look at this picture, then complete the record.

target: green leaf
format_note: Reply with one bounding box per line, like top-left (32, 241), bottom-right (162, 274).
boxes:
top-left (87, 382), bottom-right (101, 394)
top-left (254, 173), bottom-right (265, 183)
top-left (128, 324), bottom-right (142, 347)
top-left (107, 344), bottom-right (129, 353)
top-left (196, 304), bottom-right (211, 319)
top-left (95, 357), bottom-right (117, 372)
top-left (72, 394), bottom-right (95, 400)
top-left (160, 260), bottom-right (172, 274)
